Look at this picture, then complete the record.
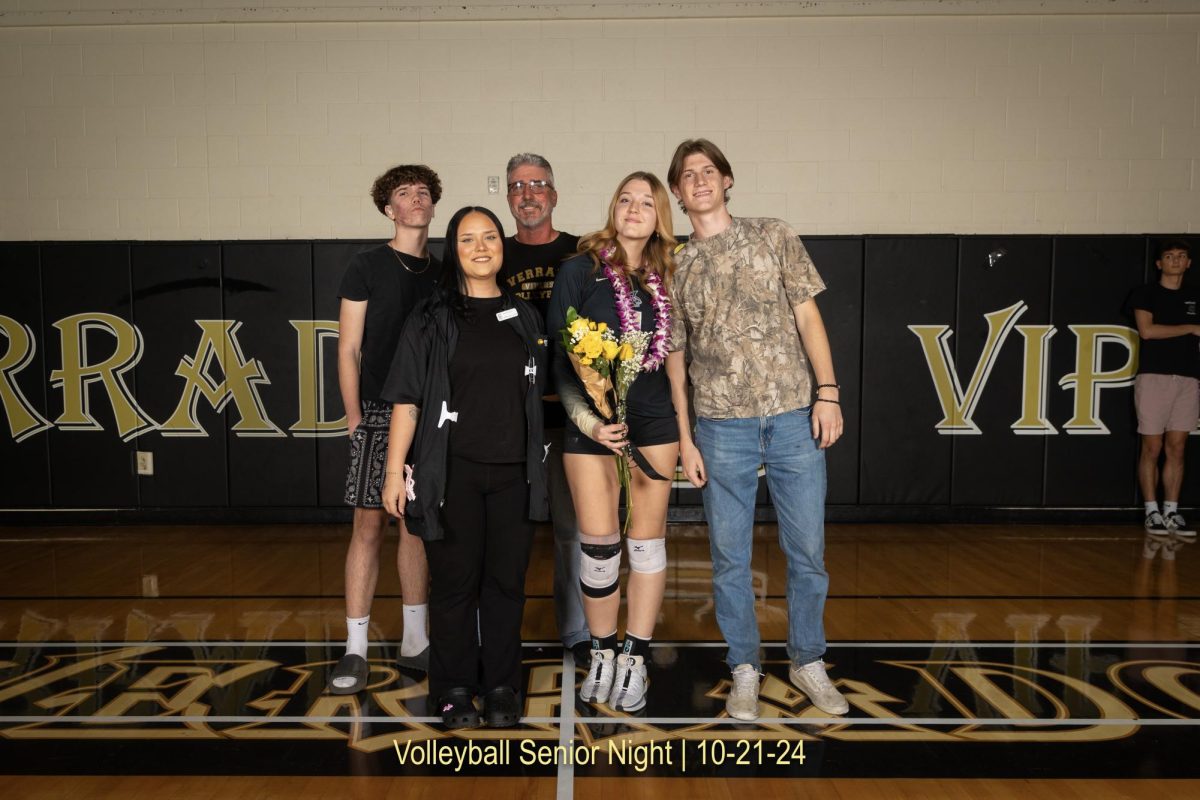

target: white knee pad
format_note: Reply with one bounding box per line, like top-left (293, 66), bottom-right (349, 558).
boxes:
top-left (627, 537), bottom-right (667, 574)
top-left (580, 541), bottom-right (622, 598)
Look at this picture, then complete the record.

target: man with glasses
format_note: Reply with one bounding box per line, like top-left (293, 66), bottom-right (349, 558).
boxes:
top-left (500, 153), bottom-right (589, 667)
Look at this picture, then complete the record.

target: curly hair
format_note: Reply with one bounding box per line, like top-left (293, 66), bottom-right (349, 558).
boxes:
top-left (577, 171), bottom-right (676, 290)
top-left (370, 164), bottom-right (442, 214)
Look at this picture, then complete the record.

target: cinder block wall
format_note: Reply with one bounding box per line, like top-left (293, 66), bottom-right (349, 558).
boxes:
top-left (1, 12), bottom-right (1198, 240)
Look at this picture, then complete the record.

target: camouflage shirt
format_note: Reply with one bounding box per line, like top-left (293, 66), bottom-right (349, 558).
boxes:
top-left (672, 217), bottom-right (825, 419)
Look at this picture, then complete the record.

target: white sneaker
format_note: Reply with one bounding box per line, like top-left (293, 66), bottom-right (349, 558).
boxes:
top-left (789, 659), bottom-right (849, 715)
top-left (1165, 511), bottom-right (1197, 540)
top-left (610, 654), bottom-right (648, 712)
top-left (579, 649), bottom-right (615, 704)
top-left (726, 663), bottom-right (761, 721)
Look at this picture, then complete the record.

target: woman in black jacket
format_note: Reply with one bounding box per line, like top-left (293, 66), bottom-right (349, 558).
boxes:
top-left (380, 206), bottom-right (548, 729)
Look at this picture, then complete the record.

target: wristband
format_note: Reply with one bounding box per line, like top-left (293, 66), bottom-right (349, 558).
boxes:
top-left (815, 398), bottom-right (840, 405)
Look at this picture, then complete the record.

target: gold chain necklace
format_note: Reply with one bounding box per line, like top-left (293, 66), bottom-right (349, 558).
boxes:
top-left (390, 246), bottom-right (431, 275)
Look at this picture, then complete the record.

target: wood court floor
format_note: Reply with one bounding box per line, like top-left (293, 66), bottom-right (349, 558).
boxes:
top-left (1, 521), bottom-right (1198, 798)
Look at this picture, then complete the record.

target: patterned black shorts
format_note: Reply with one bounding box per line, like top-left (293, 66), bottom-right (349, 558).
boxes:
top-left (344, 401), bottom-right (392, 509)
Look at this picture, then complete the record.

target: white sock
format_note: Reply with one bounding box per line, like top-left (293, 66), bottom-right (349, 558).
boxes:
top-left (401, 604), bottom-right (428, 657)
top-left (345, 615), bottom-right (370, 659)
top-left (1146, 501), bottom-right (1160, 515)
top-left (1164, 501), bottom-right (1179, 515)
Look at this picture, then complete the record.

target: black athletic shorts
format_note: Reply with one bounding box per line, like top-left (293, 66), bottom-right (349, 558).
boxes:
top-left (563, 411), bottom-right (678, 456)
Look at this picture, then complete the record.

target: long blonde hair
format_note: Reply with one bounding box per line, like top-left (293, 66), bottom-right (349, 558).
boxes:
top-left (577, 171), bottom-right (676, 290)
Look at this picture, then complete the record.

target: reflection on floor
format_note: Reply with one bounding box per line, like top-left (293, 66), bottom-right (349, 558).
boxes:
top-left (0, 522), bottom-right (1198, 789)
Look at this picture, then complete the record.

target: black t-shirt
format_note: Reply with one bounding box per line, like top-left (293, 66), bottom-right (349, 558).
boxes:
top-left (337, 244), bottom-right (441, 402)
top-left (1127, 281), bottom-right (1200, 378)
top-left (501, 232), bottom-right (579, 427)
top-left (547, 254), bottom-right (674, 420)
top-left (449, 296), bottom-right (528, 462)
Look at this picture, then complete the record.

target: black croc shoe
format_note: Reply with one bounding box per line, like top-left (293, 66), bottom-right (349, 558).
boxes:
top-left (438, 688), bottom-right (480, 729)
top-left (483, 686), bottom-right (521, 728)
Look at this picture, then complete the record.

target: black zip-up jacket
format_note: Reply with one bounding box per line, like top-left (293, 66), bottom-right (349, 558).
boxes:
top-left (381, 292), bottom-right (549, 541)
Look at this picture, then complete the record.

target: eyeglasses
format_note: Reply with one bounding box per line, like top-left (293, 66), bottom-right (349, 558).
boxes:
top-left (507, 179), bottom-right (553, 195)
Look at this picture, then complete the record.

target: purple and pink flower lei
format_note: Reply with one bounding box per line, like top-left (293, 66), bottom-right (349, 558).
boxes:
top-left (600, 246), bottom-right (672, 372)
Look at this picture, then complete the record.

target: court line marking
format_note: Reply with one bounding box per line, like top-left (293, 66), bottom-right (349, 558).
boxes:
top-left (557, 649), bottom-right (576, 800)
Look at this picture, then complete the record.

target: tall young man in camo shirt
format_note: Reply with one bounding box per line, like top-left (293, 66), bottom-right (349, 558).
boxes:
top-left (666, 138), bottom-right (848, 721)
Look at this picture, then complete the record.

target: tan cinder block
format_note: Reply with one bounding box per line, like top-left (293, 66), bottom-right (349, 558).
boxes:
top-left (1034, 191), bottom-right (1099, 223)
top-left (976, 64), bottom-right (1041, 98)
top-left (849, 64), bottom-right (914, 99)
top-left (849, 129), bottom-right (912, 161)
top-left (235, 73), bottom-right (297, 105)
top-left (28, 168), bottom-right (78, 198)
top-left (267, 103), bottom-right (328, 135)
top-left (1072, 34), bottom-right (1135, 67)
top-left (826, 97), bottom-right (885, 130)
top-left (361, 133), bottom-right (423, 167)
top-left (787, 191), bottom-right (849, 225)
top-left (115, 75), bottom-right (174, 106)
top-left (911, 192), bottom-right (974, 224)
top-left (0, 198), bottom-right (55, 238)
top-left (205, 104), bottom-right (267, 136)
top-left (173, 136), bottom-right (205, 167)
top-left (883, 97), bottom-right (944, 130)
top-left (913, 63), bottom-right (976, 98)
top-left (26, 106), bottom-right (83, 135)
top-left (820, 161), bottom-right (879, 193)
top-left (1040, 62), bottom-right (1102, 97)
top-left (598, 131), bottom-right (664, 164)
top-left (328, 104), bottom-right (389, 135)
top-left (942, 97), bottom-right (1006, 131)
top-left (207, 136), bottom-right (238, 166)
top-left (0, 168), bottom-right (28, 199)
top-left (880, 160), bottom-right (941, 193)
top-left (264, 41), bottom-right (325, 73)
top-left (818, 35), bottom-right (883, 69)
top-left (443, 39), bottom-right (512, 72)
top-left (328, 164), bottom-right (377, 197)
top-left (541, 70), bottom-right (602, 102)
top-left (22, 44), bottom-right (81, 75)
top-left (1134, 33), bottom-right (1200, 66)
top-left (146, 105), bottom-right (206, 137)
top-left (298, 72), bottom-right (358, 104)
top-left (1004, 160), bottom-right (1067, 192)
top-left (358, 72), bottom-right (418, 104)
top-left (942, 160), bottom-right (1003, 193)
top-left (1067, 159), bottom-right (1130, 191)
top-left (973, 192), bottom-right (1036, 226)
top-left (947, 34), bottom-right (1010, 66)
top-left (0, 29), bottom-right (51, 45)
top-left (232, 23), bottom-right (297, 43)
top-left (208, 165), bottom-right (267, 198)
top-left (240, 196), bottom-right (301, 230)
top-left (267, 164), bottom-right (330, 198)
top-left (911, 128), bottom-right (973, 160)
top-left (974, 128), bottom-right (1037, 160)
top-left (388, 39), bottom-right (451, 71)
top-left (59, 197), bottom-right (118, 231)
top-left (1009, 97), bottom-right (1072, 130)
top-left (54, 74), bottom-right (114, 106)
top-left (726, 131), bottom-right (788, 163)
top-left (601, 70), bottom-right (663, 102)
top-left (298, 23), bottom-right (357, 42)
top-left (1163, 127), bottom-right (1200, 158)
top-left (203, 42), bottom-right (265, 74)
top-left (84, 106), bottom-right (145, 136)
top-left (1100, 127), bottom-right (1164, 159)
top-left (117, 137), bottom-right (176, 168)
top-left (238, 134), bottom-right (299, 166)
top-left (756, 37), bottom-right (819, 69)
top-left (479, 69), bottom-right (542, 102)
top-left (148, 167), bottom-right (208, 198)
top-left (733, 192), bottom-right (787, 219)
top-left (119, 197), bottom-right (179, 232)
top-left (787, 130), bottom-right (850, 162)
top-left (1037, 129), bottom-right (1100, 160)
top-left (850, 191), bottom-right (910, 223)
top-left (300, 195), bottom-right (360, 232)
top-left (0, 74), bottom-right (53, 107)
top-left (1011, 35), bottom-right (1073, 67)
top-left (298, 134), bottom-right (362, 166)
top-left (388, 102), bottom-right (451, 133)
top-left (1070, 95), bottom-right (1133, 128)
top-left (572, 100), bottom-right (635, 133)
top-left (56, 135), bottom-right (116, 168)
top-left (1165, 63), bottom-right (1200, 97)
top-left (1130, 159), bottom-right (1192, 190)
top-left (1102, 61), bottom-right (1165, 96)
top-left (1098, 190), bottom-right (1161, 224)
top-left (757, 162), bottom-right (820, 194)
top-left (420, 70), bottom-right (480, 102)
top-left (480, 132), bottom-right (549, 166)
top-left (0, 44), bottom-right (20, 76)
top-left (144, 42), bottom-right (204, 75)
top-left (1159, 189), bottom-right (1200, 229)
top-left (883, 35), bottom-right (947, 68)
top-left (451, 101), bottom-right (513, 133)
top-left (543, 131), bottom-right (603, 165)
top-left (83, 42), bottom-right (142, 75)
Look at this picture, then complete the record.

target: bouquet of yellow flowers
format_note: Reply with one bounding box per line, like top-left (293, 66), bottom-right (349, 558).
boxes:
top-left (560, 307), bottom-right (658, 534)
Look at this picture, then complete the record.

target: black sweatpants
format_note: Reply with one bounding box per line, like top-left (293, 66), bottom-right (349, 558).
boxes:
top-left (425, 456), bottom-right (535, 702)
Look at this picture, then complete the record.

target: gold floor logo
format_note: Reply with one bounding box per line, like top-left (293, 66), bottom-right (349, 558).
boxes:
top-left (2, 647), bottom-right (1197, 750)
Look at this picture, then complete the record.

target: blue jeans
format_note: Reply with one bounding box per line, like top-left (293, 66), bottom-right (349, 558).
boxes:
top-left (696, 407), bottom-right (829, 670)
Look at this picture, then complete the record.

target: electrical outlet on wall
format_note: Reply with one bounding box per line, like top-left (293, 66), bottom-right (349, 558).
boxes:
top-left (135, 451), bottom-right (154, 476)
